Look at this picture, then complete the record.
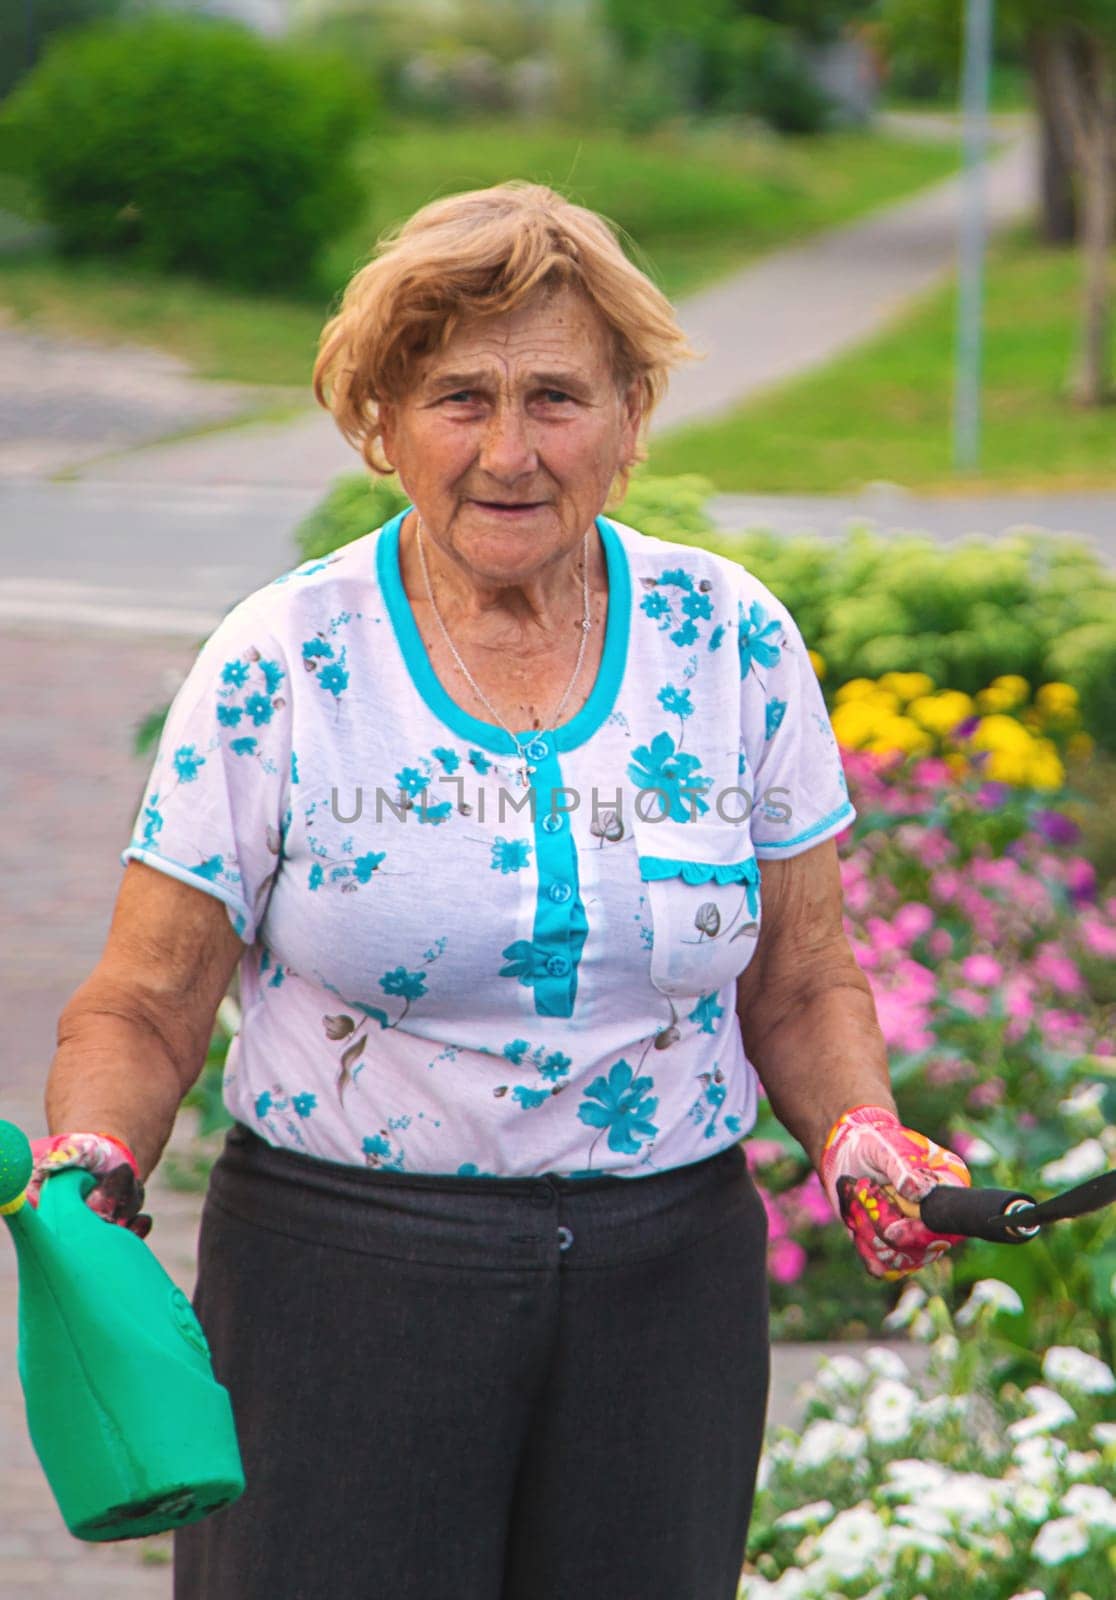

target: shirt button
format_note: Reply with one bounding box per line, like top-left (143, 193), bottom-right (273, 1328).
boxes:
top-left (545, 954), bottom-right (571, 977)
top-left (547, 881), bottom-right (573, 904)
top-left (525, 737), bottom-right (550, 761)
top-left (541, 813), bottom-right (565, 834)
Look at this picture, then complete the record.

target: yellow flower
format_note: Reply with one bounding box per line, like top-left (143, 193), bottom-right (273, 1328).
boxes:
top-left (976, 685), bottom-right (1021, 714)
top-left (967, 714), bottom-right (1034, 755)
top-left (1027, 738), bottom-right (1065, 791)
top-left (831, 701), bottom-right (881, 749)
top-left (907, 690), bottom-right (975, 737)
top-left (864, 716), bottom-right (934, 757)
top-left (878, 671), bottom-right (935, 702)
top-left (835, 678), bottom-right (882, 704)
top-left (991, 673), bottom-right (1030, 701)
top-left (808, 649), bottom-right (826, 680)
top-left (1036, 681), bottom-right (1079, 713)
top-left (944, 753), bottom-right (969, 776)
top-left (984, 748), bottom-right (1032, 785)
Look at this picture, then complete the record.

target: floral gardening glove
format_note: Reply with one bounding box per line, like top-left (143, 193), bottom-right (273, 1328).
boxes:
top-left (820, 1105), bottom-right (971, 1280)
top-left (27, 1132), bottom-right (152, 1239)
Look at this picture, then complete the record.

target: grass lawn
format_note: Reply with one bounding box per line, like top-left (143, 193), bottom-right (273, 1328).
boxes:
top-left (0, 119), bottom-right (958, 389)
top-left (647, 229), bottom-right (1116, 494)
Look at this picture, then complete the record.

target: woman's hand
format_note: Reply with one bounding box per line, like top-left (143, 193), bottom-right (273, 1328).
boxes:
top-left (28, 1131), bottom-right (153, 1239)
top-left (820, 1105), bottom-right (971, 1280)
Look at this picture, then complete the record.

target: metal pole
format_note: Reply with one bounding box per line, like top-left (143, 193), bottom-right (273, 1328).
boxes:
top-left (953, 0), bottom-right (995, 472)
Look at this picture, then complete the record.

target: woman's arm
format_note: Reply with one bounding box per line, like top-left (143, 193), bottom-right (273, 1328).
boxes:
top-left (734, 838), bottom-right (896, 1172)
top-left (46, 861), bottom-right (244, 1180)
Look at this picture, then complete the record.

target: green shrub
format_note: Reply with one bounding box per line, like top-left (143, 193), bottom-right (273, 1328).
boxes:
top-left (0, 16), bottom-right (367, 293)
top-left (701, 17), bottom-right (833, 136)
top-left (295, 475), bottom-right (411, 562)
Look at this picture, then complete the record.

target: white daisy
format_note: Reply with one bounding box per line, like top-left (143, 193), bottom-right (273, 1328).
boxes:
top-left (815, 1354), bottom-right (867, 1394)
top-left (863, 1346), bottom-right (910, 1382)
top-left (1061, 1483), bottom-right (1116, 1529)
top-left (773, 1500), bottom-right (834, 1532)
top-left (1092, 1421), bottom-right (1116, 1447)
top-left (864, 1379), bottom-right (918, 1446)
top-left (793, 1420), bottom-right (867, 1472)
top-left (1006, 1385), bottom-right (1076, 1440)
top-left (955, 1277), bottom-right (1024, 1326)
top-left (1042, 1345), bottom-right (1116, 1395)
top-left (1031, 1514), bottom-right (1090, 1566)
top-left (1039, 1138), bottom-right (1107, 1187)
top-left (882, 1281), bottom-right (927, 1331)
top-left (883, 1458), bottom-right (950, 1497)
top-left (810, 1504), bottom-right (890, 1585)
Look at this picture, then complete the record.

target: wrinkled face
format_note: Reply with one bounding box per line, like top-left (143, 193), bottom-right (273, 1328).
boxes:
top-left (379, 285), bottom-right (642, 587)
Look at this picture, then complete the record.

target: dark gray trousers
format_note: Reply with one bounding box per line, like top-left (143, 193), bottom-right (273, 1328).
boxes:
top-left (173, 1124), bottom-right (770, 1600)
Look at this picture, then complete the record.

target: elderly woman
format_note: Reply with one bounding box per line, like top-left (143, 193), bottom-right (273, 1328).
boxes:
top-left (36, 182), bottom-right (970, 1599)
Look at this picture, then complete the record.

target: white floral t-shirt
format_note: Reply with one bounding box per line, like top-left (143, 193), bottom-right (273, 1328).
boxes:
top-left (121, 509), bottom-right (855, 1178)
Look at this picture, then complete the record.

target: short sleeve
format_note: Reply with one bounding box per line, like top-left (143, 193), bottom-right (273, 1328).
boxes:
top-left (120, 601), bottom-right (292, 943)
top-left (739, 584), bottom-right (856, 859)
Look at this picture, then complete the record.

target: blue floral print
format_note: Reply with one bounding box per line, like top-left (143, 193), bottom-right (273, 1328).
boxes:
top-left (292, 1092), bottom-right (316, 1118)
top-left (397, 766), bottom-right (430, 797)
top-left (491, 837), bottom-right (532, 873)
top-left (173, 745), bottom-right (205, 782)
top-left (230, 737), bottom-right (258, 757)
top-left (688, 992), bottom-right (725, 1035)
top-left (765, 697), bottom-right (787, 739)
top-left (738, 600), bottom-right (783, 676)
top-left (656, 685), bottom-right (693, 721)
top-left (628, 732), bottom-right (712, 820)
top-left (381, 967), bottom-right (428, 1001)
top-left (577, 1060), bottom-right (659, 1156)
top-left (433, 746), bottom-right (459, 773)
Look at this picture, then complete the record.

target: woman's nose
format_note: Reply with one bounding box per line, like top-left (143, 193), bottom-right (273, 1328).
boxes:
top-left (478, 408), bottom-right (538, 477)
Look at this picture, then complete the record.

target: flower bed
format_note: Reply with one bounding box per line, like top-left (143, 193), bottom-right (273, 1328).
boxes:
top-left (740, 1290), bottom-right (1116, 1599)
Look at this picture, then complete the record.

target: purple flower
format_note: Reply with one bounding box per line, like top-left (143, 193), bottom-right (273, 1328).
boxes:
top-left (976, 780), bottom-right (1011, 809)
top-left (953, 715), bottom-right (981, 740)
top-left (1034, 809), bottom-right (1080, 846)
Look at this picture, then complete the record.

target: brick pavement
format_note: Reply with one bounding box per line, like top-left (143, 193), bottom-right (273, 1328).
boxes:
top-left (1, 625), bottom-right (201, 1597)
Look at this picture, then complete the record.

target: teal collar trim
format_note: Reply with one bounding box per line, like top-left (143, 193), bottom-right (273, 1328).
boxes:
top-left (376, 505), bottom-right (630, 755)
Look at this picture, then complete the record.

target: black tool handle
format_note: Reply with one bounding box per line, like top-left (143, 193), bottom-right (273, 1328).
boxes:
top-left (920, 1184), bottom-right (1039, 1244)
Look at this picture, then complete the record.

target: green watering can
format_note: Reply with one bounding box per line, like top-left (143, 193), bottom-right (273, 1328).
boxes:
top-left (0, 1119), bottom-right (244, 1540)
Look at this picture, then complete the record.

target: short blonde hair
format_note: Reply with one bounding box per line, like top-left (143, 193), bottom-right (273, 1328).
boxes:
top-left (312, 181), bottom-right (698, 499)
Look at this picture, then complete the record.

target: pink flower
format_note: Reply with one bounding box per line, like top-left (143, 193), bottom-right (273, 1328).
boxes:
top-left (931, 870), bottom-right (961, 902)
top-left (1033, 943), bottom-right (1086, 997)
top-left (951, 1130), bottom-right (978, 1159)
top-left (1066, 857), bottom-right (1097, 903)
top-left (744, 1140), bottom-right (787, 1172)
top-left (967, 1077), bottom-right (1005, 1109)
top-left (769, 1236), bottom-right (808, 1285)
top-left (1003, 975), bottom-right (1035, 1021)
top-left (789, 1173), bottom-right (835, 1228)
top-left (893, 902), bottom-right (934, 943)
top-left (949, 988), bottom-right (990, 1018)
top-left (1080, 914), bottom-right (1116, 959)
top-left (960, 953), bottom-right (1004, 987)
top-left (1040, 1009), bottom-right (1089, 1049)
top-left (928, 928), bottom-right (953, 959)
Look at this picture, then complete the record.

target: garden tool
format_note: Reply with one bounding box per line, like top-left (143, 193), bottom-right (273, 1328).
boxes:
top-left (0, 1118), bottom-right (244, 1541)
top-left (839, 1167), bottom-right (1116, 1246)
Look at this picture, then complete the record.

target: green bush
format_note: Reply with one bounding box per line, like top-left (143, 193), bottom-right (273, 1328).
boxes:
top-left (0, 15), bottom-right (368, 293)
top-left (701, 17), bottom-right (833, 136)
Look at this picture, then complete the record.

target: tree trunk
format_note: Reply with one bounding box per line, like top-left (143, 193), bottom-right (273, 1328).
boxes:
top-left (1048, 28), bottom-right (1115, 406)
top-left (1028, 31), bottom-right (1078, 245)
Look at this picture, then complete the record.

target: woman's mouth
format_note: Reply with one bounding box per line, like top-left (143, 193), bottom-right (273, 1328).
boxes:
top-left (472, 500), bottom-right (545, 516)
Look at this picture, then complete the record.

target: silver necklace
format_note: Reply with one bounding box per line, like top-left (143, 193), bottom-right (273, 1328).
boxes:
top-left (414, 514), bottom-right (593, 788)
